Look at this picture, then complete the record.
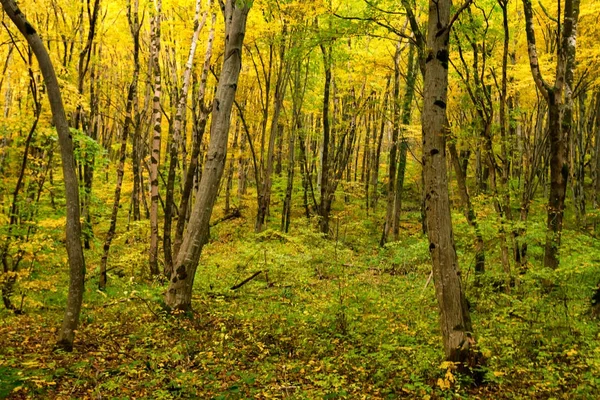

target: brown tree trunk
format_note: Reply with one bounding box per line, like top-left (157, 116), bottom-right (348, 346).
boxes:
top-left (1, 0), bottom-right (86, 351)
top-left (165, 0), bottom-right (250, 311)
top-left (449, 142), bottom-right (485, 275)
top-left (381, 43), bottom-right (402, 246)
top-left (370, 84), bottom-right (389, 209)
top-left (392, 43), bottom-right (417, 241)
top-left (593, 92), bottom-right (600, 208)
top-left (173, 8), bottom-right (216, 259)
top-left (522, 0), bottom-right (581, 269)
top-left (99, 0), bottom-right (141, 290)
top-left (318, 43), bottom-right (332, 235)
top-left (256, 29), bottom-right (288, 233)
top-left (163, 0), bottom-right (206, 277)
top-left (421, 0), bottom-right (475, 362)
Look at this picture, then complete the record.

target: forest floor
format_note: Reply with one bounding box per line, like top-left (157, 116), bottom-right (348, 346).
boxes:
top-left (1, 175), bottom-right (600, 399)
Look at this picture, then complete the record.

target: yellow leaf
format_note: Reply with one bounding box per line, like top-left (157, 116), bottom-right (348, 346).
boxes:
top-left (437, 378), bottom-right (450, 390)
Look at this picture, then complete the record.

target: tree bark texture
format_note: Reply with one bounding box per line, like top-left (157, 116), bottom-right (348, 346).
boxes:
top-left (0, 0), bottom-right (86, 351)
top-left (165, 0), bottom-right (250, 311)
top-left (422, 0), bottom-right (474, 362)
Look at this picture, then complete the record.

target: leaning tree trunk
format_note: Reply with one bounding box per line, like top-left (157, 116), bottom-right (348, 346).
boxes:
top-left (165, 0), bottom-right (251, 311)
top-left (173, 7), bottom-right (216, 259)
top-left (422, 0), bottom-right (475, 363)
top-left (0, 0), bottom-right (86, 351)
top-left (163, 0), bottom-right (205, 278)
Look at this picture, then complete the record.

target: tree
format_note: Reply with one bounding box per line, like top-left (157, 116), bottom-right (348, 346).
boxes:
top-left (165, 0), bottom-right (251, 311)
top-left (98, 0), bottom-right (141, 290)
top-left (522, 0), bottom-right (581, 269)
top-left (0, 0), bottom-right (86, 351)
top-left (163, 0), bottom-right (206, 277)
top-left (149, 0), bottom-right (163, 276)
top-left (421, 0), bottom-right (475, 362)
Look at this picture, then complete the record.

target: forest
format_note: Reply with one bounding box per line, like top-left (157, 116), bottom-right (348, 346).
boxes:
top-left (0, 0), bottom-right (599, 398)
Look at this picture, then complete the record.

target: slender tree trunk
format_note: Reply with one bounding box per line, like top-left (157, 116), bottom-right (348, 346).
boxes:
top-left (256, 30), bottom-right (288, 233)
top-left (164, 0), bottom-right (205, 278)
top-left (282, 54), bottom-right (308, 231)
top-left (165, 0), bottom-right (250, 311)
top-left (318, 43), bottom-right (332, 235)
top-left (593, 92), bottom-right (600, 208)
top-left (281, 127), bottom-right (295, 233)
top-left (225, 124), bottom-right (238, 214)
top-left (370, 83), bottom-right (390, 209)
top-left (173, 8), bottom-right (216, 259)
top-left (449, 142), bottom-right (485, 275)
top-left (1, 0), bottom-right (86, 351)
top-left (149, 0), bottom-right (163, 276)
top-left (99, 0), bottom-right (140, 290)
top-left (381, 44), bottom-right (402, 246)
top-left (237, 117), bottom-right (248, 197)
top-left (131, 105), bottom-right (142, 222)
top-left (522, 0), bottom-right (581, 269)
top-left (392, 140), bottom-right (408, 240)
top-left (392, 44), bottom-right (417, 241)
top-left (77, 0), bottom-right (101, 250)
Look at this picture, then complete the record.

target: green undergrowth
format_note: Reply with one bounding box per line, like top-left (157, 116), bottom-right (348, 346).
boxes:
top-left (2, 174), bottom-right (600, 399)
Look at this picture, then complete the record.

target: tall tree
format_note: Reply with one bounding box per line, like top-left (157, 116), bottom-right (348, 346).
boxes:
top-left (0, 0), bottom-right (86, 351)
top-left (165, 0), bottom-right (251, 311)
top-left (421, 0), bottom-right (475, 362)
top-left (522, 0), bottom-right (581, 269)
top-left (149, 0), bottom-right (163, 276)
top-left (163, 0), bottom-right (206, 277)
top-left (173, 4), bottom-right (216, 259)
top-left (98, 0), bottom-right (141, 290)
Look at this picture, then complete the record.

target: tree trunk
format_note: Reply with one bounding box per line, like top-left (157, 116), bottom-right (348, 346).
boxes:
top-left (256, 30), bottom-right (288, 233)
top-left (522, 0), bottom-right (581, 269)
top-left (165, 0), bottom-right (250, 311)
top-left (164, 0), bottom-right (205, 278)
top-left (422, 0), bottom-right (474, 362)
top-left (1, 0), bottom-right (86, 351)
top-left (99, 0), bottom-right (140, 290)
top-left (173, 8), bottom-right (216, 259)
top-left (381, 43), bottom-right (402, 246)
top-left (281, 127), bottom-right (295, 233)
top-left (149, 0), bottom-right (163, 277)
top-left (593, 92), bottom-right (600, 208)
top-left (371, 86), bottom-right (389, 209)
top-left (449, 142), bottom-right (485, 275)
top-left (318, 43), bottom-right (332, 235)
top-left (392, 43), bottom-right (417, 241)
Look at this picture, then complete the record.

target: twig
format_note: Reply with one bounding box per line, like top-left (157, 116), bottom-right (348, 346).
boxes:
top-left (230, 271), bottom-right (262, 290)
top-left (210, 207), bottom-right (242, 227)
top-left (421, 270), bottom-right (433, 296)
